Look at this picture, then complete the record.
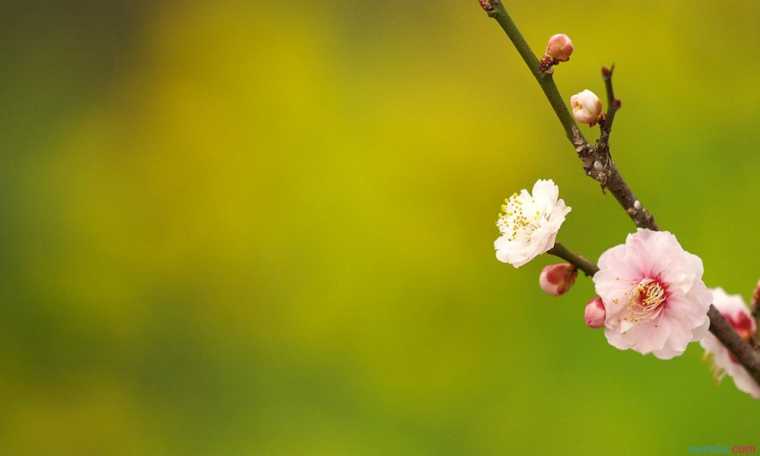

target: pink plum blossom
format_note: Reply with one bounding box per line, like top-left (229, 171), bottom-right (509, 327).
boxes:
top-left (593, 229), bottom-right (711, 359)
top-left (700, 288), bottom-right (760, 399)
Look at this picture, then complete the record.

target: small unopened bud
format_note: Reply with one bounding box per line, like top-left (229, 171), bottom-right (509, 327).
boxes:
top-left (730, 311), bottom-right (756, 341)
top-left (479, 0), bottom-right (497, 13)
top-left (753, 279), bottom-right (760, 309)
top-left (584, 297), bottom-right (606, 328)
top-left (570, 90), bottom-right (603, 126)
top-left (545, 34), bottom-right (574, 63)
top-left (539, 263), bottom-right (577, 296)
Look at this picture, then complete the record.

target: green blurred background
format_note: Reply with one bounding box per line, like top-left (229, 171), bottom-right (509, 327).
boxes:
top-left (1, 0), bottom-right (759, 454)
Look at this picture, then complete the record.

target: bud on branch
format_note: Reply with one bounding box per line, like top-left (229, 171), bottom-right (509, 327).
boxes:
top-left (539, 263), bottom-right (577, 296)
top-left (570, 90), bottom-right (603, 126)
top-left (540, 34), bottom-right (574, 73)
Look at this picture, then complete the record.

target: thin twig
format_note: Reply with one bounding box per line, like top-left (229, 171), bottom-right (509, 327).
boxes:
top-left (548, 243), bottom-right (598, 276)
top-left (481, 0), bottom-right (760, 386)
top-left (599, 65), bottom-right (620, 145)
top-left (481, 0), bottom-right (586, 148)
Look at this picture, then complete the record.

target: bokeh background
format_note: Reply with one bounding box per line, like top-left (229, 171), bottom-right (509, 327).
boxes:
top-left (2, 0), bottom-right (760, 454)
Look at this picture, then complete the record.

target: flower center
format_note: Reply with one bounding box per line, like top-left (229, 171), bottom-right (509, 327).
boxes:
top-left (621, 278), bottom-right (667, 331)
top-left (496, 192), bottom-right (543, 242)
top-left (638, 279), bottom-right (665, 310)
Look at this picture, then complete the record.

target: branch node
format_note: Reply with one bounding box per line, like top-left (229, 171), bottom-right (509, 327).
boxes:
top-left (538, 56), bottom-right (556, 74)
top-left (479, 0), bottom-right (500, 16)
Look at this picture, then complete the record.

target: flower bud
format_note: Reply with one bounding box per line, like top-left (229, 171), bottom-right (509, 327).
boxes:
top-left (729, 311), bottom-right (756, 342)
top-left (545, 34), bottom-right (574, 62)
top-left (584, 297), bottom-right (606, 328)
top-left (479, 0), bottom-right (491, 11)
top-left (752, 279), bottom-right (760, 309)
top-left (539, 263), bottom-right (577, 296)
top-left (570, 90), bottom-right (603, 126)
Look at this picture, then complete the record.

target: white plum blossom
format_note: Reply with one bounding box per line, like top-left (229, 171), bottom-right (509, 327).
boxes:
top-left (700, 288), bottom-right (760, 399)
top-left (494, 179), bottom-right (571, 268)
top-left (593, 229), bottom-right (711, 359)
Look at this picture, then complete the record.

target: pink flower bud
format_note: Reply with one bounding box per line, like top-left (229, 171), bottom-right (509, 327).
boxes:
top-left (584, 297), bottom-right (606, 328)
top-left (728, 311), bottom-right (756, 342)
top-left (545, 34), bottom-right (574, 62)
top-left (570, 90), bottom-right (603, 126)
top-left (539, 263), bottom-right (577, 296)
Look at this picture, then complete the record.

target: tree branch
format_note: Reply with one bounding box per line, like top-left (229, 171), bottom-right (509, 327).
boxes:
top-left (480, 0), bottom-right (585, 147)
top-left (594, 68), bottom-right (658, 230)
top-left (548, 243), bottom-right (598, 276)
top-left (482, 0), bottom-right (657, 230)
top-left (708, 306), bottom-right (760, 382)
top-left (599, 65), bottom-right (620, 146)
top-left (481, 0), bottom-right (760, 387)
top-left (547, 244), bottom-right (760, 386)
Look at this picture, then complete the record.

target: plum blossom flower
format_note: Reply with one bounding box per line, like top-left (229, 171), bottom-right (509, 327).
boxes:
top-left (494, 179), bottom-right (571, 268)
top-left (593, 229), bottom-right (711, 359)
top-left (700, 288), bottom-right (760, 399)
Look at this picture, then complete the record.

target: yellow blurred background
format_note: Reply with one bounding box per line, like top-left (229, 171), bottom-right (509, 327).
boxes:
top-left (2, 0), bottom-right (760, 454)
